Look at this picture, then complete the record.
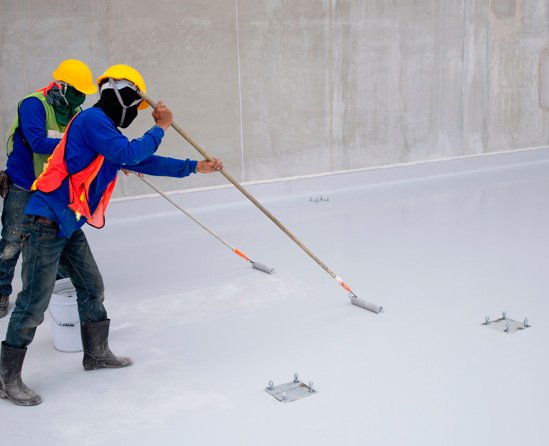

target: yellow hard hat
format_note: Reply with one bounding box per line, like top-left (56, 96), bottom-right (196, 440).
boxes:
top-left (96, 64), bottom-right (148, 110)
top-left (52, 59), bottom-right (97, 95)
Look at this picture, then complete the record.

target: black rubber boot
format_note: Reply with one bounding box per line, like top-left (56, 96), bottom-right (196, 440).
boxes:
top-left (81, 319), bottom-right (133, 371)
top-left (0, 296), bottom-right (8, 318)
top-left (0, 341), bottom-right (42, 406)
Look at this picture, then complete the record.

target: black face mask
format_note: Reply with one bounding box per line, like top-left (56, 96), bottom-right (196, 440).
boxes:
top-left (93, 87), bottom-right (141, 128)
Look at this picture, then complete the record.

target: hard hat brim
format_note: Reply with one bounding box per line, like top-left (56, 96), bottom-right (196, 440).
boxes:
top-left (76, 84), bottom-right (98, 95)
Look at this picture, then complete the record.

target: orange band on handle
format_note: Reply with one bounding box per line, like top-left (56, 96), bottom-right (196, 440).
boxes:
top-left (336, 276), bottom-right (352, 293)
top-left (233, 248), bottom-right (251, 262)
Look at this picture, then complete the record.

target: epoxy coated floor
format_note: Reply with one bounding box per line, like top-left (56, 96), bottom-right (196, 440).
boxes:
top-left (1, 149), bottom-right (548, 445)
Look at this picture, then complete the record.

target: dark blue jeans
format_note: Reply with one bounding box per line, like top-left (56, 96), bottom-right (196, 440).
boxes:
top-left (5, 216), bottom-right (108, 349)
top-left (0, 184), bottom-right (30, 297)
top-left (0, 184), bottom-right (67, 299)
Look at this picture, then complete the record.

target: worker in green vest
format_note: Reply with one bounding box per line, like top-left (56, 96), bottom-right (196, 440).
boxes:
top-left (0, 59), bottom-right (97, 318)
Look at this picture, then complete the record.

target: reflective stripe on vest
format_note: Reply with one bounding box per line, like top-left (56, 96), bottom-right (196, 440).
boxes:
top-left (31, 118), bottom-right (117, 229)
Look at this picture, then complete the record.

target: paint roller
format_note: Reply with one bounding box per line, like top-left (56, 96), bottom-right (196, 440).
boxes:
top-left (137, 91), bottom-right (383, 314)
top-left (136, 174), bottom-right (274, 274)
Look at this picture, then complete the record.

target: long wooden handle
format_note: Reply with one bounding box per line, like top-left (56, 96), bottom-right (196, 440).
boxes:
top-left (138, 91), bottom-right (359, 296)
top-left (137, 174), bottom-right (233, 252)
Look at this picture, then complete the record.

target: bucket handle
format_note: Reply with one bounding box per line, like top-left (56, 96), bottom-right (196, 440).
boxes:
top-left (48, 308), bottom-right (79, 327)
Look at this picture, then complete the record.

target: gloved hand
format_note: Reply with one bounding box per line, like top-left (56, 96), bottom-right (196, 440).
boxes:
top-left (0, 171), bottom-right (9, 199)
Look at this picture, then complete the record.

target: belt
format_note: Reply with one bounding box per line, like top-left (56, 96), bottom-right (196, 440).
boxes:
top-left (30, 215), bottom-right (58, 227)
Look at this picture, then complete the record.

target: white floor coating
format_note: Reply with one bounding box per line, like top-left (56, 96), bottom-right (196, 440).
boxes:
top-left (1, 149), bottom-right (549, 445)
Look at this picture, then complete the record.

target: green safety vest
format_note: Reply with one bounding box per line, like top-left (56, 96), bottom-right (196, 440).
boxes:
top-left (6, 92), bottom-right (76, 178)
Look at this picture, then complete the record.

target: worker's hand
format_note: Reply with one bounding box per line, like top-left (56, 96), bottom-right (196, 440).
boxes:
top-left (121, 169), bottom-right (144, 178)
top-left (152, 101), bottom-right (173, 131)
top-left (196, 157), bottom-right (224, 173)
top-left (0, 171), bottom-right (9, 199)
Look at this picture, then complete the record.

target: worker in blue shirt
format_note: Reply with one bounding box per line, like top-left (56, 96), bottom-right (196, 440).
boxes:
top-left (0, 64), bottom-right (223, 406)
top-left (0, 59), bottom-right (97, 319)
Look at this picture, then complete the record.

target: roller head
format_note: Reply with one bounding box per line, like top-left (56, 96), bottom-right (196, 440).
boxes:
top-left (349, 295), bottom-right (383, 313)
top-left (252, 262), bottom-right (275, 274)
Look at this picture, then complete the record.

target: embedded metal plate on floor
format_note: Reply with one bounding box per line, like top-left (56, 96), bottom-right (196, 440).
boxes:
top-left (309, 195), bottom-right (330, 204)
top-left (265, 374), bottom-right (317, 403)
top-left (482, 312), bottom-right (530, 334)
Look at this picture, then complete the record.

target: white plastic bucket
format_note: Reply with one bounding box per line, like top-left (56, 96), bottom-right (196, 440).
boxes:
top-left (48, 278), bottom-right (82, 352)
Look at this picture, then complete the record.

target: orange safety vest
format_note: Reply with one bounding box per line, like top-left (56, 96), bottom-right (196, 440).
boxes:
top-left (31, 117), bottom-right (117, 229)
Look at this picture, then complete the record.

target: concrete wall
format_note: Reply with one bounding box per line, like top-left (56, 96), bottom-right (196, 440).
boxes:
top-left (1, 0), bottom-right (548, 198)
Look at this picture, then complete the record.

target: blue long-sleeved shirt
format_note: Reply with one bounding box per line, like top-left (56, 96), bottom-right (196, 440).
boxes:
top-left (25, 107), bottom-right (198, 238)
top-left (5, 97), bottom-right (62, 190)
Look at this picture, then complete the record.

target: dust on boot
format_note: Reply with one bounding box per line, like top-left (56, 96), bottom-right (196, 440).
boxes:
top-left (81, 319), bottom-right (133, 371)
top-left (0, 341), bottom-right (42, 406)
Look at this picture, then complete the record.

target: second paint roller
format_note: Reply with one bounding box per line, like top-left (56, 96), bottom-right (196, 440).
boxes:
top-left (137, 174), bottom-right (273, 274)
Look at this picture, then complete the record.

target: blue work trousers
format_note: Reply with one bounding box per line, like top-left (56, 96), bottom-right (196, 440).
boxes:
top-left (4, 216), bottom-right (107, 349)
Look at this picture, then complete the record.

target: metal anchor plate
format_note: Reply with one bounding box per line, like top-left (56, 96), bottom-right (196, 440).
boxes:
top-left (483, 314), bottom-right (530, 334)
top-left (265, 379), bottom-right (316, 403)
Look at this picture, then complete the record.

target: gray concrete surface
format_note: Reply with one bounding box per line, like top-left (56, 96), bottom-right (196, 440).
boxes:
top-left (1, 147), bottom-right (549, 445)
top-left (1, 0), bottom-right (548, 198)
